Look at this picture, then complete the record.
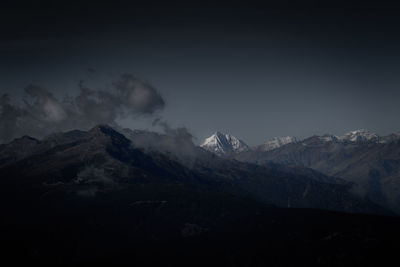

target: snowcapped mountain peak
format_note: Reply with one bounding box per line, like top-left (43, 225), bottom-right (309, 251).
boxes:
top-left (259, 136), bottom-right (297, 151)
top-left (201, 132), bottom-right (249, 156)
top-left (339, 129), bottom-right (378, 142)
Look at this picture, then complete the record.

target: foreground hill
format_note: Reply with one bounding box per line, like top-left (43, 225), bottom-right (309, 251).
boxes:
top-left (2, 191), bottom-right (400, 266)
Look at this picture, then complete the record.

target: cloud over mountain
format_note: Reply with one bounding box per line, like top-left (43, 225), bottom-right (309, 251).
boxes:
top-left (0, 74), bottom-right (165, 143)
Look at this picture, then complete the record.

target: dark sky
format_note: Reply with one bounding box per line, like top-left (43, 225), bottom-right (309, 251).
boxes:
top-left (1, 0), bottom-right (400, 145)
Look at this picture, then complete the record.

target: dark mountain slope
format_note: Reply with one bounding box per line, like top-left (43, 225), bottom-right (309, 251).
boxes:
top-left (2, 184), bottom-right (400, 266)
top-left (235, 136), bottom-right (400, 212)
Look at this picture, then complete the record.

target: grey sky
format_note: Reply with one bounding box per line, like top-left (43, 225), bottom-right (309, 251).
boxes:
top-left (1, 1), bottom-right (400, 145)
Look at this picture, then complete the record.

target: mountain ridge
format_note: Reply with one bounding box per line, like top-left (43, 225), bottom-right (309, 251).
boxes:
top-left (200, 129), bottom-right (400, 156)
top-left (0, 124), bottom-right (387, 215)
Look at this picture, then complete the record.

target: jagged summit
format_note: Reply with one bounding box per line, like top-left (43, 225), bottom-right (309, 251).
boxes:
top-left (201, 131), bottom-right (249, 156)
top-left (338, 129), bottom-right (379, 142)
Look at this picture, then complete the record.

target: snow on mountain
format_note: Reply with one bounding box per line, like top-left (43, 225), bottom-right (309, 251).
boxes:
top-left (201, 132), bottom-right (249, 156)
top-left (200, 129), bottom-right (399, 157)
top-left (257, 130), bottom-right (385, 151)
top-left (311, 130), bottom-right (399, 144)
top-left (338, 129), bottom-right (378, 142)
top-left (259, 136), bottom-right (297, 151)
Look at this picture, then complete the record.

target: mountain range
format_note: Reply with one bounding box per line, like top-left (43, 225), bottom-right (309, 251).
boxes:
top-left (202, 129), bottom-right (400, 213)
top-left (1, 125), bottom-right (400, 265)
top-left (0, 125), bottom-right (383, 213)
top-left (201, 129), bottom-right (400, 156)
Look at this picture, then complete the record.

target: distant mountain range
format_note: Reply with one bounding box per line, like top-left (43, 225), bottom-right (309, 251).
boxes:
top-left (201, 129), bottom-right (400, 156)
top-left (202, 129), bottom-right (400, 213)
